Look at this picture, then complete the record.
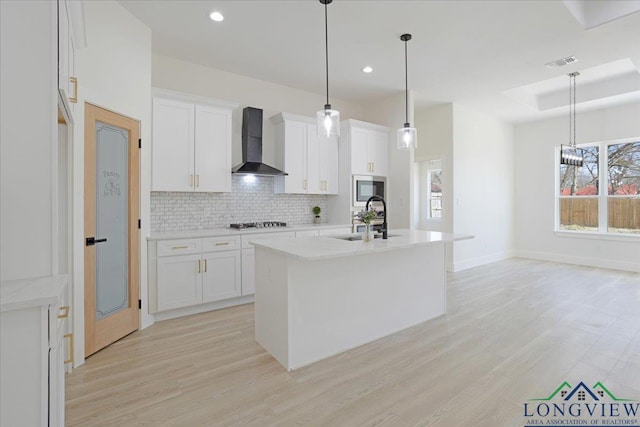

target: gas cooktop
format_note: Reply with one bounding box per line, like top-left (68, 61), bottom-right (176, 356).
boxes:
top-left (229, 221), bottom-right (288, 230)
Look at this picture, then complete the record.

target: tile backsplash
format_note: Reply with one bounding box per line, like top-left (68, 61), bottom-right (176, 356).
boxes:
top-left (151, 176), bottom-right (329, 232)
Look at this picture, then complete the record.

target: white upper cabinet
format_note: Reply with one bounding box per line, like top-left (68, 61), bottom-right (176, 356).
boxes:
top-left (194, 105), bottom-right (232, 192)
top-left (57, 0), bottom-right (84, 117)
top-left (271, 113), bottom-right (338, 195)
top-left (343, 120), bottom-right (390, 177)
top-left (152, 97), bottom-right (194, 192)
top-left (152, 91), bottom-right (236, 192)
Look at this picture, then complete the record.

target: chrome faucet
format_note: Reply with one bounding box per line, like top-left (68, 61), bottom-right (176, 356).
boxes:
top-left (366, 195), bottom-right (387, 239)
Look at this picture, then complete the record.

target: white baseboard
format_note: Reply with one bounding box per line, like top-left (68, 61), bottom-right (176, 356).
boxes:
top-left (515, 250), bottom-right (640, 273)
top-left (153, 295), bottom-right (255, 323)
top-left (452, 250), bottom-right (514, 272)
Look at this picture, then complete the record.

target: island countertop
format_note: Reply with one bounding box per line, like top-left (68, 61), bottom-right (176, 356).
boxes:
top-left (249, 229), bottom-right (473, 261)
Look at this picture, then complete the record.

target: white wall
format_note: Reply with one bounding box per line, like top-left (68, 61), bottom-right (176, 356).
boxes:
top-left (452, 104), bottom-right (515, 271)
top-left (363, 92), bottom-right (414, 229)
top-left (515, 102), bottom-right (640, 272)
top-left (152, 54), bottom-right (365, 170)
top-left (415, 103), bottom-right (454, 234)
top-left (1, 0), bottom-right (56, 281)
top-left (72, 0), bottom-right (152, 366)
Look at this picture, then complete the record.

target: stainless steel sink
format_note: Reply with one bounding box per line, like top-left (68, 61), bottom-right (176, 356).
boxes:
top-left (331, 234), bottom-right (398, 241)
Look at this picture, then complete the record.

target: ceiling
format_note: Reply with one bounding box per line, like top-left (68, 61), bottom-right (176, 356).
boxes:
top-left (118, 0), bottom-right (640, 123)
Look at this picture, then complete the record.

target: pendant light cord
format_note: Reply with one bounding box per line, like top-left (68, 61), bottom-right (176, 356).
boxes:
top-left (324, 1), bottom-right (329, 106)
top-left (404, 38), bottom-right (409, 125)
top-left (572, 73), bottom-right (576, 148)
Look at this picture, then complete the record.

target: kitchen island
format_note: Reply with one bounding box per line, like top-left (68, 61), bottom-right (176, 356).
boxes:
top-left (250, 229), bottom-right (472, 370)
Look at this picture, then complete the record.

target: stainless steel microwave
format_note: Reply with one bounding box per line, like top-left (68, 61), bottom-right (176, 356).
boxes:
top-left (353, 175), bottom-right (386, 207)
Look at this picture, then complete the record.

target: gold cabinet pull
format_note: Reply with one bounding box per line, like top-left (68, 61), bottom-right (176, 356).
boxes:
top-left (172, 245), bottom-right (189, 250)
top-left (197, 259), bottom-right (201, 273)
top-left (69, 77), bottom-right (78, 103)
top-left (204, 259), bottom-right (207, 272)
top-left (196, 174), bottom-right (200, 187)
top-left (215, 242), bottom-right (230, 246)
top-left (64, 333), bottom-right (74, 364)
top-left (57, 306), bottom-right (70, 319)
top-left (303, 179), bottom-right (307, 190)
top-left (189, 174), bottom-right (194, 187)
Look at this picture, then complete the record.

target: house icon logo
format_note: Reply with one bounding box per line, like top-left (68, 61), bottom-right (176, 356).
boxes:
top-left (523, 381), bottom-right (639, 426)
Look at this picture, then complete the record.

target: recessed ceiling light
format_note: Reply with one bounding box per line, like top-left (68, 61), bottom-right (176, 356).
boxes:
top-left (209, 11), bottom-right (224, 22)
top-left (362, 66), bottom-right (373, 73)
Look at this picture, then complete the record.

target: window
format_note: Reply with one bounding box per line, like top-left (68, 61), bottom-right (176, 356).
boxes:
top-left (418, 160), bottom-right (442, 223)
top-left (428, 169), bottom-right (442, 220)
top-left (557, 139), bottom-right (640, 235)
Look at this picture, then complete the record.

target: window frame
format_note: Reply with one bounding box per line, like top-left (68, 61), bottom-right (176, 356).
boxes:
top-left (555, 137), bottom-right (640, 239)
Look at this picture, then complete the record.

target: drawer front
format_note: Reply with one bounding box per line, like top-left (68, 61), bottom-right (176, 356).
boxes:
top-left (241, 231), bottom-right (295, 248)
top-left (202, 236), bottom-right (241, 253)
top-left (157, 239), bottom-right (201, 257)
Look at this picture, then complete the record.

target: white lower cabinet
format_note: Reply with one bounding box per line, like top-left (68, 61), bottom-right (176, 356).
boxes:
top-left (152, 237), bottom-right (241, 313)
top-left (202, 251), bottom-right (241, 302)
top-left (157, 253), bottom-right (202, 311)
top-left (1, 276), bottom-right (68, 427)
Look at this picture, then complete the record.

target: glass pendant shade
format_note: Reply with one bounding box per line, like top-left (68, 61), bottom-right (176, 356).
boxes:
top-left (317, 105), bottom-right (340, 138)
top-left (397, 125), bottom-right (417, 150)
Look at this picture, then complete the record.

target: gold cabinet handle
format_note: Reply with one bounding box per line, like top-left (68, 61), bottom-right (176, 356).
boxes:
top-left (172, 245), bottom-right (189, 250)
top-left (215, 242), bottom-right (230, 246)
top-left (303, 179), bottom-right (307, 190)
top-left (371, 162), bottom-right (375, 172)
top-left (189, 174), bottom-right (194, 187)
top-left (64, 333), bottom-right (74, 364)
top-left (69, 77), bottom-right (77, 103)
top-left (58, 306), bottom-right (70, 319)
top-left (196, 174), bottom-right (200, 187)
top-left (197, 259), bottom-right (201, 273)
top-left (204, 259), bottom-right (207, 272)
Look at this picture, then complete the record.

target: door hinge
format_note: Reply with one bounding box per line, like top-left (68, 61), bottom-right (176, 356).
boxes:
top-left (138, 299), bottom-right (142, 310)
top-left (138, 219), bottom-right (141, 229)
top-left (138, 138), bottom-right (141, 149)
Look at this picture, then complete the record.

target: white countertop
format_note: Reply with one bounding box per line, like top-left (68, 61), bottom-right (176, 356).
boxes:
top-left (147, 223), bottom-right (352, 241)
top-left (249, 229), bottom-right (473, 261)
top-left (0, 275), bottom-right (68, 312)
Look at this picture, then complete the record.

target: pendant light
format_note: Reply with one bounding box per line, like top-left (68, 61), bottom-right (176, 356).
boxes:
top-left (398, 34), bottom-right (417, 150)
top-left (317, 0), bottom-right (340, 138)
top-left (560, 72), bottom-right (584, 166)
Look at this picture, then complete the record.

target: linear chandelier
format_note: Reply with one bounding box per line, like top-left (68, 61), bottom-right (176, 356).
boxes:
top-left (560, 71), bottom-right (583, 167)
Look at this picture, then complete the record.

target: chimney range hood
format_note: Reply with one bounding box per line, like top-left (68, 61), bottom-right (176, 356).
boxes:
top-left (232, 107), bottom-right (288, 176)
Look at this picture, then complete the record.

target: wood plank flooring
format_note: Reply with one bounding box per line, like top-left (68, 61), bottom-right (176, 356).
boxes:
top-left (66, 258), bottom-right (640, 426)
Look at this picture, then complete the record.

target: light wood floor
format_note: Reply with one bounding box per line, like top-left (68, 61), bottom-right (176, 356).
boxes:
top-left (66, 259), bottom-right (640, 426)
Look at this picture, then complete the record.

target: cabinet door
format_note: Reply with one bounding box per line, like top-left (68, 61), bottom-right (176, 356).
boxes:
top-left (57, 0), bottom-right (70, 101)
top-left (157, 254), bottom-right (202, 311)
top-left (306, 124), bottom-right (321, 194)
top-left (319, 134), bottom-right (339, 194)
top-left (241, 248), bottom-right (255, 296)
top-left (281, 121), bottom-right (308, 193)
top-left (152, 98), bottom-right (194, 191)
top-left (202, 251), bottom-right (241, 303)
top-left (194, 105), bottom-right (232, 193)
top-left (350, 127), bottom-right (370, 175)
top-left (368, 130), bottom-right (389, 176)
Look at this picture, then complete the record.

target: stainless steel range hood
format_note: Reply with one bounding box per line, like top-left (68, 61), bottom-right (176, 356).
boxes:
top-left (232, 107), bottom-right (288, 176)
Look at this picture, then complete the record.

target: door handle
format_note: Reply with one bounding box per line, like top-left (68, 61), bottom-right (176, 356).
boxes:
top-left (86, 237), bottom-right (107, 246)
